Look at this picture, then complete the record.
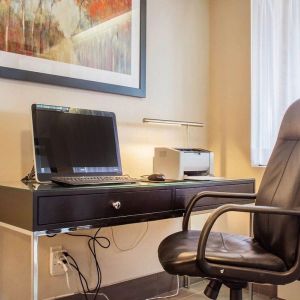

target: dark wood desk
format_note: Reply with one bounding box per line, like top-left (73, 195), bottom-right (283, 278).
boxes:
top-left (0, 179), bottom-right (255, 300)
top-left (0, 179), bottom-right (255, 233)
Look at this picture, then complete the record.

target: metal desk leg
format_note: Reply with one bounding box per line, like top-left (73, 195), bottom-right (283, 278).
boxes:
top-left (183, 275), bottom-right (191, 288)
top-left (249, 212), bottom-right (253, 300)
top-left (183, 213), bottom-right (193, 289)
top-left (31, 232), bottom-right (39, 300)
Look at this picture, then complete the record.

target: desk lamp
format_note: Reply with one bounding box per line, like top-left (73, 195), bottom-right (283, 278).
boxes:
top-left (142, 118), bottom-right (204, 148)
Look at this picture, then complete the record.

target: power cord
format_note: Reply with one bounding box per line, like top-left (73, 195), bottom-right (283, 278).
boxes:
top-left (111, 222), bottom-right (149, 252)
top-left (62, 253), bottom-right (89, 299)
top-left (64, 228), bottom-right (111, 300)
top-left (21, 166), bottom-right (36, 183)
top-left (57, 259), bottom-right (70, 289)
top-left (52, 225), bottom-right (177, 300)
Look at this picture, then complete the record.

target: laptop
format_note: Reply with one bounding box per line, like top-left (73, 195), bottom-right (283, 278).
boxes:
top-left (31, 104), bottom-right (136, 186)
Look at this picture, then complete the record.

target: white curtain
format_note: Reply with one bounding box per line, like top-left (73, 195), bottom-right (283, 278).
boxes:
top-left (251, 0), bottom-right (300, 166)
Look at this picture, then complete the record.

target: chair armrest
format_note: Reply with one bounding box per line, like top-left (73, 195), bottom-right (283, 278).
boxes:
top-left (197, 203), bottom-right (300, 261)
top-left (196, 203), bottom-right (300, 284)
top-left (182, 191), bottom-right (257, 230)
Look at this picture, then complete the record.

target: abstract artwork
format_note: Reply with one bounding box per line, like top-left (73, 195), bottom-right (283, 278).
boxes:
top-left (0, 0), bottom-right (146, 97)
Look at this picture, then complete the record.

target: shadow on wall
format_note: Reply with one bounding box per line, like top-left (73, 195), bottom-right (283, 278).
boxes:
top-left (0, 112), bottom-right (33, 181)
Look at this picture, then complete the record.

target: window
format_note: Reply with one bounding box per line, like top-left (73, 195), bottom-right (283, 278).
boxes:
top-left (251, 0), bottom-right (300, 166)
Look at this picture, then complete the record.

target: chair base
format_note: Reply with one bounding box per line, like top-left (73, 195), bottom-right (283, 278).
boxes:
top-left (204, 279), bottom-right (246, 300)
top-left (229, 288), bottom-right (242, 300)
top-left (204, 279), bottom-right (222, 299)
top-left (226, 282), bottom-right (247, 300)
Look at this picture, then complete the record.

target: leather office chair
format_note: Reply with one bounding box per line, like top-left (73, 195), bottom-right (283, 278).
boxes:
top-left (158, 99), bottom-right (300, 300)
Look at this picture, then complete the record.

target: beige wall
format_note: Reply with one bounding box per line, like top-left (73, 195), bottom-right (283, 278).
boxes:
top-left (0, 1), bottom-right (210, 299)
top-left (208, 0), bottom-right (264, 186)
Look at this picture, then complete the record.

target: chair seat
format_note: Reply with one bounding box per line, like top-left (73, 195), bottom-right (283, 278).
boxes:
top-left (158, 230), bottom-right (287, 276)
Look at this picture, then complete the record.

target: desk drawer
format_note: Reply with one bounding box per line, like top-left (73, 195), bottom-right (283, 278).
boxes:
top-left (175, 183), bottom-right (254, 210)
top-left (38, 189), bottom-right (172, 225)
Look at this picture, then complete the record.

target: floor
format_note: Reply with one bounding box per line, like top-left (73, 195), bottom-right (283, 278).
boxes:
top-left (60, 280), bottom-right (273, 300)
top-left (157, 281), bottom-right (271, 300)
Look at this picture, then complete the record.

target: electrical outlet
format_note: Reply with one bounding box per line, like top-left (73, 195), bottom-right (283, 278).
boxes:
top-left (49, 246), bottom-right (66, 276)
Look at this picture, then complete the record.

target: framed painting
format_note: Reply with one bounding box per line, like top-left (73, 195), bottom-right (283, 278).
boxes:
top-left (0, 0), bottom-right (146, 97)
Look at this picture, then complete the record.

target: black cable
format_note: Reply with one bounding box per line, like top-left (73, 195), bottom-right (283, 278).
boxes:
top-left (91, 228), bottom-right (102, 300)
top-left (88, 235), bottom-right (101, 299)
top-left (69, 262), bottom-right (90, 299)
top-left (46, 234), bottom-right (57, 238)
top-left (64, 254), bottom-right (89, 300)
top-left (89, 228), bottom-right (105, 300)
top-left (65, 254), bottom-right (90, 291)
top-left (64, 251), bottom-right (92, 294)
top-left (87, 234), bottom-right (100, 291)
top-left (66, 229), bottom-right (108, 293)
top-left (64, 228), bottom-right (110, 299)
top-left (86, 228), bottom-right (102, 299)
top-left (21, 166), bottom-right (36, 183)
top-left (66, 232), bottom-right (110, 248)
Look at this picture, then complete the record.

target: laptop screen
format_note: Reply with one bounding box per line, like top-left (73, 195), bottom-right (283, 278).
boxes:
top-left (32, 104), bottom-right (122, 182)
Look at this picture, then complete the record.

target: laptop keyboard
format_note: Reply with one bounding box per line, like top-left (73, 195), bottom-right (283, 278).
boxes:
top-left (51, 175), bottom-right (137, 186)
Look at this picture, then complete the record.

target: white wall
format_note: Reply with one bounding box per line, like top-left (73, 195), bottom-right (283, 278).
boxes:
top-left (0, 1), bottom-right (210, 299)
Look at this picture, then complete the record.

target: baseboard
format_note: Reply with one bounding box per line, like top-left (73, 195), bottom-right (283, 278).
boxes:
top-left (58, 271), bottom-right (202, 300)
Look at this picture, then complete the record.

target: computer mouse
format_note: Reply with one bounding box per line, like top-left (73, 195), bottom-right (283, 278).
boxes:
top-left (148, 173), bottom-right (166, 181)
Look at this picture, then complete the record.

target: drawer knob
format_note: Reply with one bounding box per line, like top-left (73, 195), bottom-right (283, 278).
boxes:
top-left (112, 201), bottom-right (121, 210)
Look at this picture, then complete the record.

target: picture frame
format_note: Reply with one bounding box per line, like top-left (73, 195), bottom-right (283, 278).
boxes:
top-left (0, 0), bottom-right (146, 98)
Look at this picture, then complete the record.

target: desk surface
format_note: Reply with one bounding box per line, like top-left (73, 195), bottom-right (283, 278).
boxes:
top-left (0, 179), bottom-right (255, 233)
top-left (0, 178), bottom-right (252, 191)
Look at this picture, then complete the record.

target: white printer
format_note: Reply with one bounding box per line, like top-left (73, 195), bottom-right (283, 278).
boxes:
top-left (153, 148), bottom-right (214, 180)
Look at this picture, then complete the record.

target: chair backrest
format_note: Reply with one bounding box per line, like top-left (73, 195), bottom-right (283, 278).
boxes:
top-left (254, 100), bottom-right (300, 268)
